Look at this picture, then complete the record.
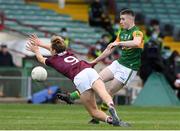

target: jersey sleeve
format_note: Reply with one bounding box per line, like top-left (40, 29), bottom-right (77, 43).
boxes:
top-left (133, 30), bottom-right (144, 48)
top-left (114, 36), bottom-right (120, 42)
top-left (114, 31), bottom-right (121, 42)
top-left (132, 31), bottom-right (143, 38)
top-left (45, 58), bottom-right (51, 66)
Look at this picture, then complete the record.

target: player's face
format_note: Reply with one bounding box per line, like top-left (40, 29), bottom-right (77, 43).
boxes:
top-left (120, 14), bottom-right (132, 29)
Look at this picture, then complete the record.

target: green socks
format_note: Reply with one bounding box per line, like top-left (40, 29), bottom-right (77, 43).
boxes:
top-left (70, 91), bottom-right (80, 100)
top-left (100, 103), bottom-right (109, 112)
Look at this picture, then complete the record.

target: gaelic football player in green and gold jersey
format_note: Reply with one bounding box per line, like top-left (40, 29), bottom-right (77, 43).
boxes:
top-left (88, 9), bottom-right (144, 123)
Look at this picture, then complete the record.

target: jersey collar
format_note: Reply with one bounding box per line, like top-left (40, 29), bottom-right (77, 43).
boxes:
top-left (57, 51), bottom-right (67, 56)
top-left (127, 26), bottom-right (136, 31)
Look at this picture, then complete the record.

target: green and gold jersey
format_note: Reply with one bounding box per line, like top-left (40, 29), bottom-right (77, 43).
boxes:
top-left (115, 26), bottom-right (144, 71)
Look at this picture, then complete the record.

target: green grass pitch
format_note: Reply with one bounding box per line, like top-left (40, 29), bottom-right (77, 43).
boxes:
top-left (0, 104), bottom-right (180, 130)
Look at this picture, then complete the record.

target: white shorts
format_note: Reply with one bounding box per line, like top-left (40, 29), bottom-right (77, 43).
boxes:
top-left (107, 60), bottom-right (137, 85)
top-left (73, 68), bottom-right (100, 94)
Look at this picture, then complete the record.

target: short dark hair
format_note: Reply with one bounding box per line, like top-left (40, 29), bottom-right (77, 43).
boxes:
top-left (120, 9), bottom-right (135, 17)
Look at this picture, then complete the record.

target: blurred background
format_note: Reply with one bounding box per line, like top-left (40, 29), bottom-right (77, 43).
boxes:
top-left (0, 0), bottom-right (180, 106)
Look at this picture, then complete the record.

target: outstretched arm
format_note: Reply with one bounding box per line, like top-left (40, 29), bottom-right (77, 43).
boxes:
top-left (26, 41), bottom-right (47, 65)
top-left (91, 43), bottom-right (115, 64)
top-left (109, 31), bottom-right (144, 48)
top-left (112, 37), bottom-right (142, 47)
top-left (29, 34), bottom-right (51, 51)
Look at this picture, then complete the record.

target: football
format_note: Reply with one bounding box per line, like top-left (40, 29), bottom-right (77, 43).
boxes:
top-left (31, 66), bottom-right (47, 81)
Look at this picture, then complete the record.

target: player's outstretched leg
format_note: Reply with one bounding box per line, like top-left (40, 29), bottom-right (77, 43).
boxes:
top-left (80, 89), bottom-right (115, 125)
top-left (92, 79), bottom-right (131, 127)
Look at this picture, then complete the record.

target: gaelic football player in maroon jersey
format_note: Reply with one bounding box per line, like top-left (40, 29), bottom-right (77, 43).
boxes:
top-left (26, 34), bottom-right (129, 127)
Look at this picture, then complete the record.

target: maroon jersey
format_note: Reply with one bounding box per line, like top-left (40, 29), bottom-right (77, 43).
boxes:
top-left (45, 51), bottom-right (92, 80)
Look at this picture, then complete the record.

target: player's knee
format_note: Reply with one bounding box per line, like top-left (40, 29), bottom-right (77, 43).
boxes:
top-left (107, 88), bottom-right (113, 96)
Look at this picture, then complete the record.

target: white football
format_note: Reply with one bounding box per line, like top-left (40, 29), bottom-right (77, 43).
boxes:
top-left (31, 66), bottom-right (47, 81)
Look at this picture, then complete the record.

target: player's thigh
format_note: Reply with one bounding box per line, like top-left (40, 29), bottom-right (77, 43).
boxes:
top-left (92, 78), bottom-right (112, 102)
top-left (80, 89), bottom-right (98, 114)
top-left (99, 67), bottom-right (114, 82)
top-left (107, 78), bottom-right (124, 96)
